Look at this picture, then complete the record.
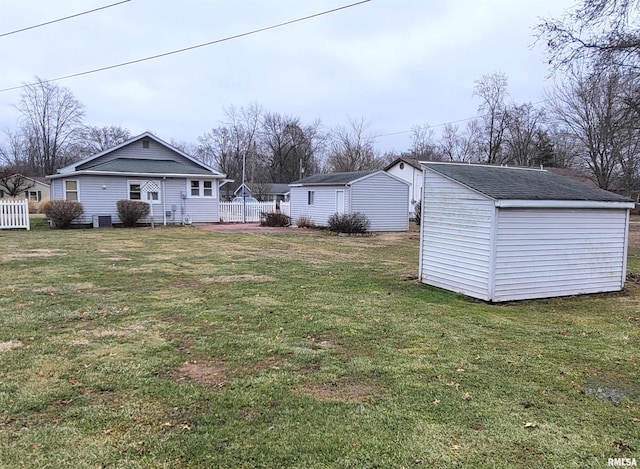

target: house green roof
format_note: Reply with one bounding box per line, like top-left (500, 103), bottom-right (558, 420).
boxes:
top-left (82, 158), bottom-right (214, 175)
top-left (423, 163), bottom-right (631, 202)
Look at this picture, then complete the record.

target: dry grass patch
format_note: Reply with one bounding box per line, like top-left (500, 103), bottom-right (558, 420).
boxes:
top-left (0, 340), bottom-right (23, 353)
top-left (202, 274), bottom-right (276, 283)
top-left (173, 360), bottom-right (229, 387)
top-left (2, 249), bottom-right (65, 261)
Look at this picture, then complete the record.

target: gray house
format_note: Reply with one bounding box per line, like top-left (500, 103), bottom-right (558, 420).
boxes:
top-left (289, 170), bottom-right (409, 231)
top-left (419, 163), bottom-right (635, 302)
top-left (47, 132), bottom-right (228, 225)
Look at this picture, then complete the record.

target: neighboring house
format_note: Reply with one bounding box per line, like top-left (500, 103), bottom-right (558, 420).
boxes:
top-left (255, 183), bottom-right (290, 202)
top-left (47, 132), bottom-right (229, 225)
top-left (384, 157), bottom-right (423, 218)
top-left (289, 170), bottom-right (409, 232)
top-left (419, 162), bottom-right (634, 302)
top-left (0, 174), bottom-right (50, 209)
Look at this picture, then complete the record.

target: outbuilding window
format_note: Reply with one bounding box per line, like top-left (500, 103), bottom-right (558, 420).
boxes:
top-left (307, 190), bottom-right (314, 205)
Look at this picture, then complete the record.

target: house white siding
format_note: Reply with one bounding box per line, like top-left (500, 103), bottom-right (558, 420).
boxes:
top-left (492, 208), bottom-right (628, 301)
top-left (386, 163), bottom-right (423, 217)
top-left (51, 176), bottom-right (219, 224)
top-left (351, 172), bottom-right (409, 231)
top-left (289, 185), bottom-right (349, 227)
top-left (420, 171), bottom-right (495, 300)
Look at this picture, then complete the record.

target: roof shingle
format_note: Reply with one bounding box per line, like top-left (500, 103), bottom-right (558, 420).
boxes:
top-left (290, 171), bottom-right (375, 185)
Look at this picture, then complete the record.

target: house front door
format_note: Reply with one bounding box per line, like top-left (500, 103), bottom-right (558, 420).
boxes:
top-left (335, 190), bottom-right (345, 214)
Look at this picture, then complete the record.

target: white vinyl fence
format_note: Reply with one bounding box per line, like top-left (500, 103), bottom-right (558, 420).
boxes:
top-left (219, 201), bottom-right (277, 222)
top-left (279, 201), bottom-right (290, 217)
top-left (0, 199), bottom-right (30, 230)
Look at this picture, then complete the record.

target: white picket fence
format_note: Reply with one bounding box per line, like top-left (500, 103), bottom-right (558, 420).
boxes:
top-left (219, 201), bottom-right (277, 222)
top-left (0, 199), bottom-right (30, 230)
top-left (279, 201), bottom-right (290, 217)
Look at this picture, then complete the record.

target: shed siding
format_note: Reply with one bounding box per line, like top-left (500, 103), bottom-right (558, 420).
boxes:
top-left (386, 164), bottom-right (422, 217)
top-left (76, 139), bottom-right (203, 170)
top-left (420, 171), bottom-right (494, 300)
top-left (51, 176), bottom-right (219, 224)
top-left (351, 173), bottom-right (409, 231)
top-left (289, 185), bottom-right (349, 227)
top-left (492, 209), bottom-right (627, 301)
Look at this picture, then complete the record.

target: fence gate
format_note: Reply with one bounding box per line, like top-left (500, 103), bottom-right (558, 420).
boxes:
top-left (0, 199), bottom-right (30, 230)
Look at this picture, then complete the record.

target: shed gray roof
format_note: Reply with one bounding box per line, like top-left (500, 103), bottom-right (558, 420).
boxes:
top-left (291, 171), bottom-right (375, 186)
top-left (82, 158), bottom-right (214, 175)
top-left (423, 163), bottom-right (632, 202)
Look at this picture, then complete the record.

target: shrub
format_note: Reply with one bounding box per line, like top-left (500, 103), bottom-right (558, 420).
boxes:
top-left (116, 200), bottom-right (150, 227)
top-left (296, 215), bottom-right (315, 228)
top-left (260, 211), bottom-right (291, 227)
top-left (327, 212), bottom-right (370, 234)
top-left (414, 200), bottom-right (422, 226)
top-left (43, 200), bottom-right (84, 228)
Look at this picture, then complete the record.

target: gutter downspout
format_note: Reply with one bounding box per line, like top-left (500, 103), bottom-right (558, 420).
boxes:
top-left (162, 177), bottom-right (167, 226)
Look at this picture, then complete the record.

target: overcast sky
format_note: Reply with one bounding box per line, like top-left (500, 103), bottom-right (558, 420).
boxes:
top-left (0, 0), bottom-right (575, 154)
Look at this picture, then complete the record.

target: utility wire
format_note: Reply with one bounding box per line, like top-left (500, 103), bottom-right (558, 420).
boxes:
top-left (0, 0), bottom-right (372, 93)
top-left (0, 0), bottom-right (132, 38)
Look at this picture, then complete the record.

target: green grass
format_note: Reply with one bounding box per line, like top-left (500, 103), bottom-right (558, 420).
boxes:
top-left (0, 226), bottom-right (638, 468)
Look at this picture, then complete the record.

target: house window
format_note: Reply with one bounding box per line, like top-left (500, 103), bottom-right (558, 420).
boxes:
top-left (64, 180), bottom-right (79, 201)
top-left (142, 139), bottom-right (150, 149)
top-left (129, 181), bottom-right (161, 204)
top-left (129, 183), bottom-right (142, 200)
top-left (203, 181), bottom-right (213, 197)
top-left (27, 191), bottom-right (41, 202)
top-left (189, 180), bottom-right (216, 198)
top-left (308, 190), bottom-right (314, 205)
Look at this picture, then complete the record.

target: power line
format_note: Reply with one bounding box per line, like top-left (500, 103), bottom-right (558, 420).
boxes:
top-left (0, 0), bottom-right (132, 38)
top-left (0, 0), bottom-right (372, 93)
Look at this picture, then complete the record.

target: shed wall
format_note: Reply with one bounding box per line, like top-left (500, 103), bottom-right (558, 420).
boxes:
top-left (385, 164), bottom-right (422, 217)
top-left (289, 185), bottom-right (350, 227)
top-left (492, 208), bottom-right (627, 301)
top-left (351, 172), bottom-right (409, 231)
top-left (420, 171), bottom-right (494, 299)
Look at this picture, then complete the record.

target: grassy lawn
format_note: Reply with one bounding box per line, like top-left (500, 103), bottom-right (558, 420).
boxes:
top-left (0, 224), bottom-right (638, 468)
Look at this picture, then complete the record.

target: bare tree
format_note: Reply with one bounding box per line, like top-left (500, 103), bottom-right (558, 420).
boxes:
top-left (259, 113), bottom-right (323, 182)
top-left (0, 169), bottom-right (34, 197)
top-left (474, 72), bottom-right (510, 164)
top-left (546, 66), bottom-right (638, 189)
top-left (82, 125), bottom-right (131, 154)
top-left (410, 124), bottom-right (440, 160)
top-left (537, 0), bottom-right (640, 70)
top-left (325, 117), bottom-right (383, 172)
top-left (17, 77), bottom-right (85, 175)
top-left (503, 103), bottom-right (546, 166)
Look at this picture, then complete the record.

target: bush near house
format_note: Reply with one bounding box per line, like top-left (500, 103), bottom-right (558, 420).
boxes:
top-left (260, 211), bottom-right (291, 227)
top-left (116, 200), bottom-right (150, 227)
top-left (327, 212), bottom-right (370, 234)
top-left (296, 215), bottom-right (315, 229)
top-left (43, 200), bottom-right (84, 228)
top-left (414, 200), bottom-right (422, 226)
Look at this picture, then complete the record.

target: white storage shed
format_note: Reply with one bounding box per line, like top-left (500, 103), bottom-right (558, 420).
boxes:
top-left (419, 163), bottom-right (635, 302)
top-left (289, 170), bottom-right (410, 232)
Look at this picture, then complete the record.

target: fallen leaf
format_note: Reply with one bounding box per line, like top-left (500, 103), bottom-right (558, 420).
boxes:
top-left (559, 329), bottom-right (569, 336)
top-left (462, 392), bottom-right (472, 400)
top-left (524, 422), bottom-right (538, 428)
top-left (68, 378), bottom-right (78, 385)
top-left (31, 443), bottom-right (42, 450)
top-left (433, 399), bottom-right (441, 405)
top-left (451, 444), bottom-right (461, 450)
top-left (122, 306), bottom-right (130, 312)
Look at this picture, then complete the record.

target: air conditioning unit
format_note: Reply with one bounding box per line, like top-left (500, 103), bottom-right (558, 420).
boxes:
top-left (92, 214), bottom-right (112, 228)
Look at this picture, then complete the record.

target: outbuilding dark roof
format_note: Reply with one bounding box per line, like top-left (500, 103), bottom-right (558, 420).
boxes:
top-left (384, 157), bottom-right (422, 172)
top-left (290, 171), bottom-right (375, 186)
top-left (82, 158), bottom-right (214, 176)
top-left (423, 163), bottom-right (632, 202)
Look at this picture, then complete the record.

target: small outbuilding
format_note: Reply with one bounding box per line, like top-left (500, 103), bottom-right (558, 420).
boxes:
top-left (419, 163), bottom-right (635, 302)
top-left (289, 170), bottom-right (409, 231)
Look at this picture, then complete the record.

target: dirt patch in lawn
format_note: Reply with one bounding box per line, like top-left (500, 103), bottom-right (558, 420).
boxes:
top-left (294, 381), bottom-right (384, 403)
top-left (173, 360), bottom-right (229, 388)
top-left (203, 274), bottom-right (276, 283)
top-left (2, 249), bottom-right (65, 262)
top-left (0, 340), bottom-right (23, 353)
